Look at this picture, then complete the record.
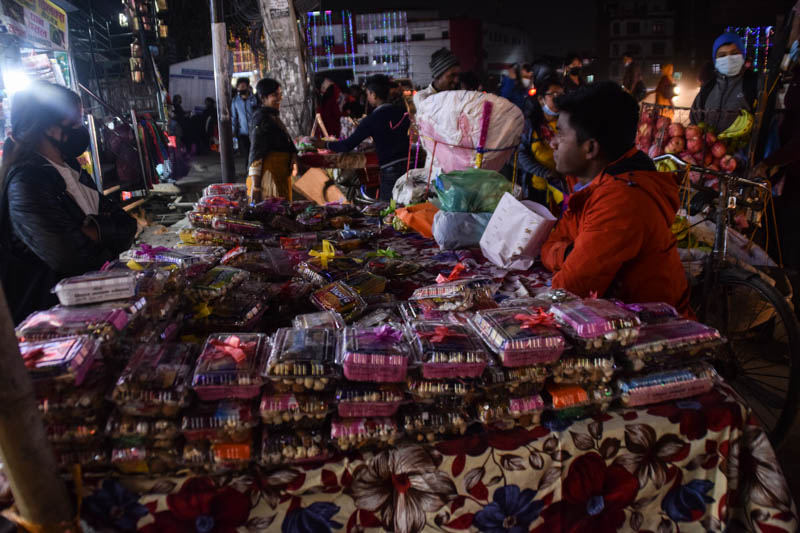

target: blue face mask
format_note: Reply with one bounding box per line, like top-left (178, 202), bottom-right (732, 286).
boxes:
top-left (543, 103), bottom-right (559, 117)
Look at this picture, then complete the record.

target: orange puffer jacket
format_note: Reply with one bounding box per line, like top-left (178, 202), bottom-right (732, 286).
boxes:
top-left (541, 148), bottom-right (690, 316)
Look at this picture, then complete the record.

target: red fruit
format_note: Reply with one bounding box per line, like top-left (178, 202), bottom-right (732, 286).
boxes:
top-left (656, 116), bottom-right (671, 130)
top-left (686, 136), bottom-right (704, 154)
top-left (637, 138), bottom-right (652, 151)
top-left (705, 177), bottom-right (720, 191)
top-left (648, 144), bottom-right (664, 158)
top-left (685, 125), bottom-right (702, 140)
top-left (720, 154), bottom-right (737, 172)
top-left (668, 123), bottom-right (685, 138)
top-left (709, 163), bottom-right (720, 171)
top-left (665, 136), bottom-right (686, 154)
top-left (711, 142), bottom-right (727, 159)
top-left (703, 153), bottom-right (713, 166)
top-left (704, 131), bottom-right (717, 145)
top-left (689, 171), bottom-right (702, 184)
top-left (640, 113), bottom-right (655, 125)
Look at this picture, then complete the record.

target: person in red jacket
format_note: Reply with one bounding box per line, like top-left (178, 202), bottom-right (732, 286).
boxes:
top-left (541, 81), bottom-right (691, 315)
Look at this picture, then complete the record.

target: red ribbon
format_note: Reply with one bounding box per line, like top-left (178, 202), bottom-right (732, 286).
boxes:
top-left (418, 325), bottom-right (467, 343)
top-left (514, 308), bottom-right (556, 329)
top-left (436, 263), bottom-right (467, 284)
top-left (22, 348), bottom-right (49, 369)
top-left (208, 336), bottom-right (250, 364)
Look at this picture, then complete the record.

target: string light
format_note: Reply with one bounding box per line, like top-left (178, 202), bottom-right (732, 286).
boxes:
top-left (348, 10), bottom-right (356, 74)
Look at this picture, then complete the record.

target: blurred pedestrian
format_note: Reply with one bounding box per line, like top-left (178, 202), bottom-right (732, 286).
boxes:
top-left (500, 63), bottom-right (533, 109)
top-left (655, 63), bottom-right (676, 117)
top-left (622, 52), bottom-right (647, 101)
top-left (318, 77), bottom-right (342, 138)
top-left (343, 85), bottom-right (365, 119)
top-left (201, 97), bottom-right (217, 152)
top-left (232, 77), bottom-right (258, 156)
top-left (563, 53), bottom-right (584, 93)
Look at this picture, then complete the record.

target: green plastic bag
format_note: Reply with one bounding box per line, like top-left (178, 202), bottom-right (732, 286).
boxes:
top-left (433, 168), bottom-right (512, 212)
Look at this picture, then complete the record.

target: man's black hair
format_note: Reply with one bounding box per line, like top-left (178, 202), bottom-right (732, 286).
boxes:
top-left (555, 81), bottom-right (638, 162)
top-left (236, 77), bottom-right (250, 87)
top-left (564, 52), bottom-right (581, 66)
top-left (364, 74), bottom-right (392, 102)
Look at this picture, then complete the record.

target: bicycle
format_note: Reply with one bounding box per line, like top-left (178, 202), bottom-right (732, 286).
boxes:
top-left (655, 154), bottom-right (800, 447)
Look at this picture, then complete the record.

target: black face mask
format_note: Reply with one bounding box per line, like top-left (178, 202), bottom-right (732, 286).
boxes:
top-left (569, 67), bottom-right (582, 76)
top-left (49, 125), bottom-right (90, 160)
top-left (239, 90), bottom-right (249, 97)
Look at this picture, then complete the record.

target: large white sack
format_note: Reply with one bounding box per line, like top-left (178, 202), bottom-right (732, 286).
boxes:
top-left (392, 168), bottom-right (430, 205)
top-left (416, 90), bottom-right (523, 173)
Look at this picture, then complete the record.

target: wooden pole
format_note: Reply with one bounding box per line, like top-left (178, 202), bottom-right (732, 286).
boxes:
top-left (0, 285), bottom-right (75, 531)
top-left (210, 0), bottom-right (236, 181)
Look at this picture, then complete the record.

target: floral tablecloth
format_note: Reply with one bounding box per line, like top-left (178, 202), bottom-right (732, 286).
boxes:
top-left (81, 382), bottom-right (797, 533)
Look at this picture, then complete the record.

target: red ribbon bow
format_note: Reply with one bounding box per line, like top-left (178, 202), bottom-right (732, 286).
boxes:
top-left (208, 336), bottom-right (251, 364)
top-left (514, 308), bottom-right (556, 329)
top-left (436, 263), bottom-right (467, 284)
top-left (418, 326), bottom-right (467, 343)
top-left (22, 348), bottom-right (49, 369)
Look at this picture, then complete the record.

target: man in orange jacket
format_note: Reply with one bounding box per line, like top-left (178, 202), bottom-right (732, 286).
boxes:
top-left (540, 81), bottom-right (690, 315)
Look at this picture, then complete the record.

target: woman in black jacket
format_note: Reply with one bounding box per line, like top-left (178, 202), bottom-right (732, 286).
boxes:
top-left (0, 81), bottom-right (137, 323)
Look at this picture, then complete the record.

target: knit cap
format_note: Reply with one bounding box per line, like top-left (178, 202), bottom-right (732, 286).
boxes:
top-left (430, 48), bottom-right (459, 79)
top-left (713, 32), bottom-right (745, 58)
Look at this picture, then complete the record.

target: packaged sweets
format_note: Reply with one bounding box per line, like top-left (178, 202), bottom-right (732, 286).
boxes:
top-left (220, 247), bottom-right (296, 279)
top-left (16, 306), bottom-right (129, 342)
top-left (264, 328), bottom-right (338, 392)
top-left (188, 210), bottom-right (215, 228)
top-left (545, 383), bottom-right (615, 414)
top-left (55, 447), bottom-right (109, 471)
top-left (615, 301), bottom-right (680, 324)
top-left (336, 385), bottom-right (405, 417)
top-left (398, 301), bottom-right (450, 323)
top-left (128, 320), bottom-right (179, 346)
top-left (113, 343), bottom-right (196, 393)
top-left (189, 296), bottom-right (267, 332)
top-left (310, 281), bottom-right (367, 322)
top-left (296, 206), bottom-right (327, 230)
top-left (331, 417), bottom-right (398, 450)
top-left (470, 307), bottom-right (565, 367)
top-left (259, 392), bottom-right (330, 426)
top-left (191, 333), bottom-right (267, 400)
top-left (293, 310), bottom-right (346, 330)
top-left (551, 356), bottom-right (616, 384)
top-left (47, 422), bottom-right (103, 445)
top-left (111, 446), bottom-right (180, 475)
top-left (402, 409), bottom-right (468, 442)
top-left (279, 233), bottom-right (317, 251)
top-left (37, 386), bottom-right (106, 421)
top-left (623, 320), bottom-right (723, 370)
top-left (354, 306), bottom-right (404, 328)
top-left (508, 394), bottom-right (545, 424)
top-left (184, 228), bottom-right (245, 248)
top-left (211, 216), bottom-right (267, 238)
top-left (142, 293), bottom-right (180, 320)
top-left (105, 413), bottom-right (181, 445)
top-left (551, 299), bottom-right (641, 349)
top-left (54, 271), bottom-right (138, 306)
top-left (339, 324), bottom-right (412, 382)
top-left (120, 246), bottom-right (203, 269)
top-left (618, 364), bottom-right (716, 407)
top-left (366, 257), bottom-right (420, 278)
top-left (410, 277), bottom-right (498, 312)
top-left (528, 288), bottom-right (579, 307)
top-left (64, 297), bottom-right (148, 328)
top-left (133, 269), bottom-right (172, 299)
top-left (203, 183), bottom-right (247, 199)
top-left (181, 400), bottom-right (257, 443)
top-left (475, 398), bottom-right (513, 429)
top-left (407, 379), bottom-right (475, 402)
top-left (112, 389), bottom-right (187, 418)
top-left (174, 244), bottom-right (228, 261)
top-left (342, 271), bottom-right (387, 298)
top-left (410, 322), bottom-right (488, 379)
top-left (210, 443), bottom-right (252, 472)
top-left (18, 336), bottom-right (99, 385)
top-left (545, 383), bottom-right (588, 409)
top-left (182, 440), bottom-right (210, 469)
top-left (187, 266), bottom-right (249, 302)
top-left (196, 195), bottom-right (242, 215)
top-left (260, 429), bottom-right (329, 466)
top-left (296, 257), bottom-right (363, 287)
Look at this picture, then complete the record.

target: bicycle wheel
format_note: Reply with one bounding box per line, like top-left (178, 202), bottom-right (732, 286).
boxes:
top-left (699, 267), bottom-right (800, 447)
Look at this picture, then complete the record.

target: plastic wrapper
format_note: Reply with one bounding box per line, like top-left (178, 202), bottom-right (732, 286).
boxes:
top-left (111, 445), bottom-right (181, 474)
top-left (336, 385), bottom-right (405, 417)
top-left (210, 443), bottom-right (252, 472)
top-left (398, 301), bottom-right (451, 323)
top-left (622, 320), bottom-right (723, 370)
top-left (365, 257), bottom-right (421, 279)
top-left (296, 206), bottom-right (327, 230)
top-left (203, 183), bottom-right (248, 199)
top-left (220, 247), bottom-right (296, 279)
top-left (181, 228), bottom-right (245, 248)
top-left (482, 364), bottom-right (549, 396)
top-left (259, 392), bottom-right (330, 426)
top-left (339, 324), bottom-right (412, 382)
top-left (407, 378), bottom-right (475, 402)
top-left (551, 299), bottom-right (641, 351)
top-left (551, 356), bottom-right (616, 384)
top-left (508, 394), bottom-right (546, 423)
top-left (16, 306), bottom-right (129, 342)
top-left (105, 413), bottom-right (181, 446)
top-left (133, 269), bottom-right (173, 299)
top-left (410, 322), bottom-right (488, 379)
top-left (37, 386), bottom-right (106, 421)
top-left (476, 395), bottom-right (544, 428)
top-left (310, 281), bottom-right (367, 322)
top-left (211, 216), bottom-right (267, 238)
top-left (186, 266), bottom-right (249, 302)
top-left (618, 364), bottom-right (716, 407)
top-left (402, 408), bottom-right (469, 442)
top-left (343, 271), bottom-right (387, 297)
top-left (264, 328), bottom-right (338, 392)
top-left (47, 422), bottom-right (103, 445)
top-left (191, 333), bottom-right (267, 400)
top-left (63, 297), bottom-right (147, 330)
top-left (120, 246), bottom-right (203, 269)
top-left (470, 308), bottom-right (565, 367)
top-left (19, 335), bottom-right (99, 385)
top-left (409, 277), bottom-right (498, 312)
top-left (339, 227), bottom-right (375, 241)
top-left (55, 447), bottom-right (109, 471)
top-left (113, 343), bottom-right (196, 392)
top-left (500, 289), bottom-right (578, 309)
top-left (331, 417), bottom-right (399, 450)
top-left (128, 320), bottom-right (179, 345)
top-left (260, 429), bottom-right (329, 466)
top-left (196, 195), bottom-right (243, 216)
top-left (188, 296), bottom-right (267, 332)
top-left (188, 210), bottom-right (215, 228)
top-left (279, 233), bottom-right (317, 251)
top-left (181, 400), bottom-right (257, 443)
top-left (296, 257), bottom-right (363, 287)
top-left (545, 383), bottom-right (615, 417)
top-left (54, 271), bottom-right (138, 306)
top-left (174, 244), bottom-right (227, 262)
top-left (143, 293), bottom-right (180, 320)
top-left (354, 306), bottom-right (404, 328)
top-left (182, 441), bottom-right (210, 469)
top-left (616, 301), bottom-right (680, 324)
top-left (293, 310), bottom-right (346, 329)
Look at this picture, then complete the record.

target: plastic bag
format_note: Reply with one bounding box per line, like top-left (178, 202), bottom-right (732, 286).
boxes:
top-left (394, 202), bottom-right (438, 238)
top-left (434, 169), bottom-right (511, 212)
top-left (432, 211), bottom-right (492, 250)
top-left (392, 169), bottom-right (430, 205)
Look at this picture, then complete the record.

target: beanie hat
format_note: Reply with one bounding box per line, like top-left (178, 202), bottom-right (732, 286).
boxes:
top-left (713, 32), bottom-right (745, 59)
top-left (430, 48), bottom-right (459, 79)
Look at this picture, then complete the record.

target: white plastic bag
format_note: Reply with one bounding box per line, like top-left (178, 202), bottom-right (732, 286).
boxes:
top-left (392, 168), bottom-right (430, 205)
top-left (480, 192), bottom-right (557, 270)
top-left (432, 211), bottom-right (492, 250)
